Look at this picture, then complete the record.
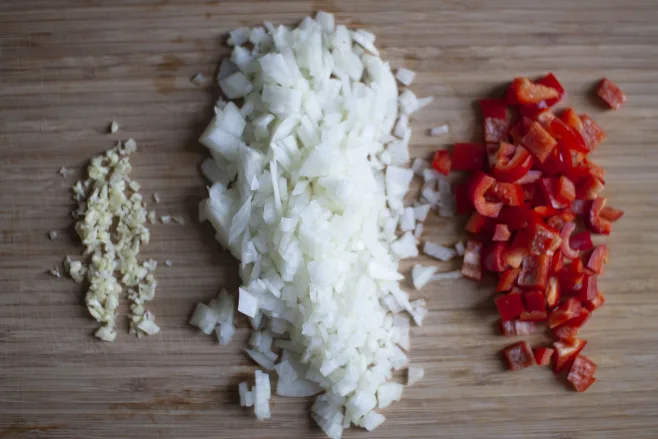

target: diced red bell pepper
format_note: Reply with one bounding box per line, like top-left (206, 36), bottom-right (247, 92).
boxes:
top-left (510, 77), bottom-right (560, 106)
top-left (519, 310), bottom-right (548, 321)
top-left (500, 319), bottom-right (537, 336)
top-left (580, 115), bottom-right (606, 151)
top-left (584, 291), bottom-right (606, 311)
top-left (570, 231), bottom-right (593, 252)
top-left (567, 355), bottom-right (597, 391)
top-left (506, 229), bottom-right (530, 268)
top-left (452, 142), bottom-right (485, 172)
top-left (497, 206), bottom-right (533, 231)
top-left (586, 245), bottom-right (609, 275)
top-left (492, 146), bottom-right (533, 183)
top-left (533, 347), bottom-right (555, 366)
top-left (493, 224), bottom-right (511, 242)
top-left (455, 182), bottom-right (473, 214)
top-left (600, 206), bottom-right (624, 222)
top-left (432, 150), bottom-right (452, 176)
top-left (555, 175), bottom-right (576, 205)
top-left (588, 197), bottom-right (612, 235)
top-left (523, 290), bottom-right (546, 313)
top-left (545, 117), bottom-right (589, 154)
top-left (540, 178), bottom-right (569, 210)
top-left (466, 212), bottom-right (490, 234)
top-left (571, 199), bottom-right (588, 216)
top-left (503, 341), bottom-right (536, 371)
top-left (497, 267), bottom-right (520, 292)
top-left (495, 292), bottom-right (524, 321)
top-left (553, 308), bottom-right (591, 342)
top-left (522, 121), bottom-right (558, 163)
top-left (547, 209), bottom-right (576, 230)
top-left (508, 120), bottom-right (526, 145)
top-left (480, 99), bottom-right (509, 143)
top-left (487, 142), bottom-right (516, 169)
top-left (515, 169), bottom-right (542, 185)
top-left (461, 240), bottom-right (484, 281)
top-left (561, 108), bottom-right (584, 132)
top-left (560, 271), bottom-right (585, 294)
top-left (560, 222), bottom-right (580, 259)
top-left (548, 297), bottom-right (582, 328)
top-left (490, 182), bottom-right (524, 206)
top-left (576, 174), bottom-right (605, 200)
top-left (576, 275), bottom-right (598, 302)
top-left (553, 338), bottom-right (587, 373)
top-left (597, 78), bottom-right (626, 110)
top-left (518, 254), bottom-right (550, 290)
top-left (469, 172), bottom-right (503, 218)
top-left (536, 73), bottom-right (566, 106)
top-left (526, 217), bottom-right (562, 256)
top-left (545, 276), bottom-right (561, 308)
top-left (483, 242), bottom-right (508, 272)
top-left (551, 251), bottom-right (564, 273)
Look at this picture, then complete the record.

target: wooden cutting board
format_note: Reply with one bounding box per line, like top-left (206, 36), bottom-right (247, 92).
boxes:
top-left (2, 1), bottom-right (658, 438)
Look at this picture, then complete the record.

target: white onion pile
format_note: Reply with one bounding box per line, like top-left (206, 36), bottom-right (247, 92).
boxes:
top-left (193, 12), bottom-right (442, 437)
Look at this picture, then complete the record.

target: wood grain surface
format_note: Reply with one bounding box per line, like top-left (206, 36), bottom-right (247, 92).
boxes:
top-left (2, 1), bottom-right (658, 438)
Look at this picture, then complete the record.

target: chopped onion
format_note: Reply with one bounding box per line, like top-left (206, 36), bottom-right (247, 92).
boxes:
top-left (423, 241), bottom-right (457, 262)
top-left (407, 365), bottom-right (424, 385)
top-left (411, 264), bottom-right (438, 290)
top-left (395, 68), bottom-right (415, 86)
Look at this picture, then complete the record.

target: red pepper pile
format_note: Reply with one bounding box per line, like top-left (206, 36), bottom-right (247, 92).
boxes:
top-left (435, 74), bottom-right (626, 392)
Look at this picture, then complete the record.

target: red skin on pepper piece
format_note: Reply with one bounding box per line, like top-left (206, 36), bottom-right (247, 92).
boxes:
top-left (556, 175), bottom-right (576, 204)
top-left (576, 174), bottom-right (605, 200)
top-left (567, 355), bottom-right (597, 391)
top-left (522, 121), bottom-right (558, 163)
top-left (545, 276), bottom-right (561, 308)
top-left (461, 240), bottom-right (484, 281)
top-left (480, 99), bottom-right (509, 143)
top-left (580, 115), bottom-right (606, 151)
top-left (515, 169), bottom-right (542, 185)
top-left (570, 231), bottom-right (594, 251)
top-left (553, 308), bottom-right (591, 342)
top-left (497, 267), bottom-right (521, 293)
top-left (600, 206), bottom-right (624, 222)
top-left (588, 197), bottom-right (612, 235)
top-left (587, 245), bottom-right (609, 275)
top-left (571, 199), bottom-right (588, 216)
top-left (509, 77), bottom-right (560, 105)
top-left (576, 275), bottom-right (598, 302)
top-left (493, 224), bottom-right (511, 242)
top-left (545, 117), bottom-right (589, 154)
top-left (540, 178), bottom-right (569, 209)
top-left (597, 78), bottom-right (626, 110)
top-left (553, 338), bottom-right (587, 373)
top-left (560, 222), bottom-right (580, 259)
top-left (549, 297), bottom-right (582, 328)
top-left (492, 146), bottom-right (533, 183)
top-left (495, 292), bottom-right (524, 321)
top-left (465, 212), bottom-right (490, 234)
top-left (469, 172), bottom-right (503, 218)
top-left (526, 217), bottom-right (562, 256)
top-left (490, 182), bottom-right (524, 206)
top-left (483, 242), bottom-right (508, 272)
top-left (518, 254), bottom-right (551, 290)
top-left (533, 347), bottom-right (555, 366)
top-left (523, 290), bottom-right (547, 313)
top-left (455, 183), bottom-right (473, 214)
top-left (503, 341), bottom-right (536, 371)
top-left (432, 150), bottom-right (452, 176)
top-left (584, 291), bottom-right (606, 312)
top-left (551, 251), bottom-right (564, 273)
top-left (561, 108), bottom-right (584, 133)
top-left (500, 320), bottom-right (537, 336)
top-left (452, 142), bottom-right (486, 171)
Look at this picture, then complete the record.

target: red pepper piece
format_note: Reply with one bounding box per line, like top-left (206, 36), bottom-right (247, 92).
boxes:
top-left (519, 310), bottom-right (548, 322)
top-left (465, 212), bottom-right (489, 234)
top-left (555, 175), bottom-right (576, 205)
top-left (500, 319), bottom-right (537, 336)
top-left (526, 217), bottom-right (562, 256)
top-left (480, 99), bottom-right (509, 143)
top-left (469, 172), bottom-right (503, 218)
top-left (586, 245), bottom-right (609, 275)
top-left (571, 199), bottom-right (588, 216)
top-left (508, 120), bottom-right (526, 145)
top-left (533, 347), bottom-right (555, 366)
top-left (567, 355), bottom-right (597, 391)
top-left (510, 78), bottom-right (560, 105)
top-left (461, 240), bottom-right (484, 281)
top-left (503, 341), bottom-right (536, 371)
top-left (553, 308), bottom-right (591, 342)
top-left (483, 242), bottom-right (508, 272)
top-left (580, 115), bottom-right (606, 151)
top-left (497, 206), bottom-right (533, 231)
top-left (560, 222), bottom-right (580, 259)
top-left (493, 224), bottom-right (511, 242)
top-left (553, 338), bottom-right (587, 373)
top-left (518, 254), bottom-right (551, 290)
top-left (492, 146), bottom-right (533, 183)
top-left (600, 206), bottom-right (624, 222)
top-left (545, 276), bottom-right (561, 308)
top-left (576, 174), bottom-right (605, 200)
top-left (540, 178), bottom-right (568, 210)
top-left (561, 108), bottom-right (584, 132)
top-left (546, 118), bottom-right (589, 154)
top-left (495, 292), bottom-right (524, 321)
top-left (584, 291), bottom-right (606, 312)
top-left (547, 209), bottom-right (576, 230)
top-left (515, 169), bottom-right (542, 185)
top-left (489, 182), bottom-right (524, 206)
top-left (523, 290), bottom-right (547, 313)
top-left (549, 297), bottom-right (582, 328)
top-left (597, 78), bottom-right (626, 110)
top-left (506, 228), bottom-right (530, 268)
top-left (551, 251), bottom-right (564, 274)
top-left (455, 182), bottom-right (473, 214)
top-left (522, 121), bottom-right (558, 163)
top-left (570, 231), bottom-right (593, 252)
top-left (536, 73), bottom-right (566, 107)
top-left (588, 197), bottom-right (612, 235)
top-left (452, 142), bottom-right (485, 171)
top-left (577, 275), bottom-right (598, 302)
top-left (497, 267), bottom-right (521, 293)
top-left (487, 142), bottom-right (515, 170)
top-left (432, 150), bottom-right (452, 176)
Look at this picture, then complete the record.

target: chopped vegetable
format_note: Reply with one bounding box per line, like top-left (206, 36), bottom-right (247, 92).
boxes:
top-left (503, 341), bottom-right (536, 371)
top-left (596, 78), bottom-right (626, 110)
top-left (533, 347), bottom-right (554, 366)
